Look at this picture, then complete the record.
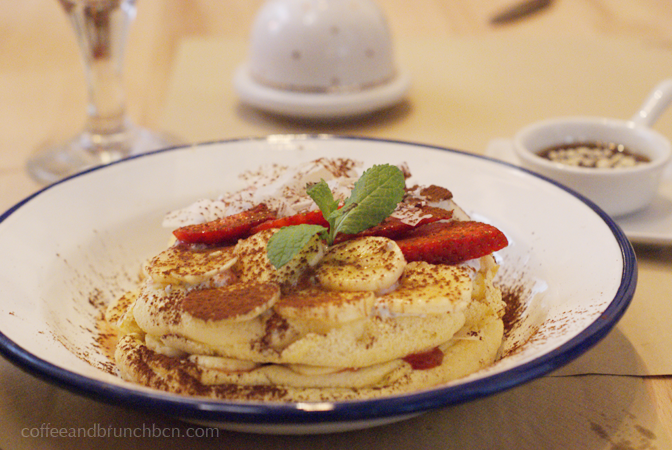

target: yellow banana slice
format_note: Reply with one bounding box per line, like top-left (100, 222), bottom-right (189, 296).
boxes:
top-left (143, 243), bottom-right (237, 286)
top-left (234, 228), bottom-right (325, 287)
top-left (181, 282), bottom-right (281, 323)
top-left (274, 288), bottom-right (375, 323)
top-left (285, 363), bottom-right (343, 376)
top-left (109, 290), bottom-right (144, 335)
top-left (261, 360), bottom-right (405, 388)
top-left (104, 289), bottom-right (138, 326)
top-left (378, 261), bottom-right (473, 315)
top-left (315, 236), bottom-right (406, 292)
top-left (188, 354), bottom-right (261, 373)
top-left (145, 334), bottom-right (187, 358)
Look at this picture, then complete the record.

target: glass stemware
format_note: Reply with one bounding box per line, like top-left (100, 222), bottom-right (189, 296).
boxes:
top-left (27, 0), bottom-right (179, 184)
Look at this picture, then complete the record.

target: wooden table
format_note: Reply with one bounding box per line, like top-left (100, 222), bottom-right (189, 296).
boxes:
top-left (3, 1), bottom-right (672, 448)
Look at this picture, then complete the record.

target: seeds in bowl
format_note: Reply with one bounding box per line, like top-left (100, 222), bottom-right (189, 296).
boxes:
top-left (537, 141), bottom-right (650, 168)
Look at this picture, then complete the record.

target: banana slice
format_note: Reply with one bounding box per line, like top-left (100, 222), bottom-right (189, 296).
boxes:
top-left (315, 236), bottom-right (406, 292)
top-left (146, 334), bottom-right (187, 358)
top-left (105, 290), bottom-right (138, 326)
top-left (285, 363), bottom-right (343, 376)
top-left (378, 261), bottom-right (473, 315)
top-left (143, 243), bottom-right (237, 286)
top-left (115, 292), bottom-right (144, 336)
top-left (261, 359), bottom-right (405, 389)
top-left (234, 228), bottom-right (325, 287)
top-left (181, 282), bottom-right (281, 323)
top-left (188, 354), bottom-right (261, 373)
top-left (274, 288), bottom-right (375, 323)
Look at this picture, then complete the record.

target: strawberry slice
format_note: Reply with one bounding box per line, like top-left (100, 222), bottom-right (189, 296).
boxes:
top-left (403, 346), bottom-right (444, 370)
top-left (336, 206), bottom-right (453, 243)
top-left (250, 209), bottom-right (329, 234)
top-left (395, 220), bottom-right (508, 265)
top-left (172, 203), bottom-right (276, 245)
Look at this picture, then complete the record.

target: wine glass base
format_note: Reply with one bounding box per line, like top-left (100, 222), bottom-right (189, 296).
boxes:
top-left (27, 126), bottom-right (181, 185)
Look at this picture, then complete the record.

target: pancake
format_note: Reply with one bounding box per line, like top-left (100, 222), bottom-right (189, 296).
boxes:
top-left (107, 158), bottom-right (507, 401)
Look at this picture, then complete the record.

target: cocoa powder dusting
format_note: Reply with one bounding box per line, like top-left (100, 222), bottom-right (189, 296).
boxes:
top-left (127, 339), bottom-right (289, 400)
top-left (255, 311), bottom-right (292, 353)
top-left (277, 288), bottom-right (371, 308)
top-left (498, 280), bottom-right (538, 359)
top-left (419, 185), bottom-right (453, 202)
top-left (181, 282), bottom-right (280, 321)
top-left (501, 284), bottom-right (527, 337)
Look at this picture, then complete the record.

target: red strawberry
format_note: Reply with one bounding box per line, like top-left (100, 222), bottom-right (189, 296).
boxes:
top-left (402, 346), bottom-right (444, 370)
top-left (250, 209), bottom-right (329, 234)
top-left (395, 220), bottom-right (508, 265)
top-left (172, 203), bottom-right (276, 245)
top-left (336, 206), bottom-right (453, 243)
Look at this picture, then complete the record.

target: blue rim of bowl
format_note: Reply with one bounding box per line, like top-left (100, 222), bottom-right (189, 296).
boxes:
top-left (0, 135), bottom-right (637, 426)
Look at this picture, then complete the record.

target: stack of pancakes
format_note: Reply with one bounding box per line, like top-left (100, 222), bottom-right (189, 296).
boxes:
top-left (108, 160), bottom-right (506, 401)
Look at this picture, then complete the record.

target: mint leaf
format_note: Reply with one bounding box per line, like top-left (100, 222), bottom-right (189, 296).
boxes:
top-left (345, 164), bottom-right (404, 206)
top-left (267, 163), bottom-right (406, 267)
top-left (307, 180), bottom-right (339, 218)
top-left (335, 164), bottom-right (405, 236)
top-left (267, 224), bottom-right (327, 269)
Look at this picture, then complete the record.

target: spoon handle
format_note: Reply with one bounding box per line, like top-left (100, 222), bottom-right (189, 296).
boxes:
top-left (631, 78), bottom-right (672, 127)
top-left (490, 0), bottom-right (552, 25)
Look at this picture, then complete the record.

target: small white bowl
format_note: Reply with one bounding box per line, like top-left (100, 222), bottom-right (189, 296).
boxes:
top-left (234, 0), bottom-right (410, 119)
top-left (513, 117), bottom-right (671, 217)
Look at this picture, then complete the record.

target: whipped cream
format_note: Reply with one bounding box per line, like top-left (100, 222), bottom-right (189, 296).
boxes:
top-left (162, 158), bottom-right (362, 228)
top-left (161, 157), bottom-right (467, 234)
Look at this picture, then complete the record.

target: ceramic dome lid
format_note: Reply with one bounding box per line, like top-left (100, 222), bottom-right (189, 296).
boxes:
top-left (247, 0), bottom-right (396, 93)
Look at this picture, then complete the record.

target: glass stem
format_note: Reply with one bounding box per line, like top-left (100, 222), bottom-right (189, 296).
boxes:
top-left (61, 0), bottom-right (137, 148)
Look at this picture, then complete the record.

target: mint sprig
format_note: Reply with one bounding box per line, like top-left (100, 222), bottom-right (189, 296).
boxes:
top-left (267, 164), bottom-right (405, 268)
